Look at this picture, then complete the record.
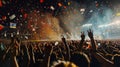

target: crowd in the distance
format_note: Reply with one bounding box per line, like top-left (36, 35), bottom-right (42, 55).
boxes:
top-left (0, 29), bottom-right (120, 67)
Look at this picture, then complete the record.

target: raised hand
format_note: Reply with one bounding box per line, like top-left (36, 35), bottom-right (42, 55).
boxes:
top-left (43, 44), bottom-right (53, 67)
top-left (87, 29), bottom-right (97, 51)
top-left (61, 36), bottom-right (66, 43)
top-left (81, 32), bottom-right (85, 40)
top-left (61, 36), bottom-right (70, 61)
top-left (87, 29), bottom-right (93, 39)
top-left (78, 32), bottom-right (85, 51)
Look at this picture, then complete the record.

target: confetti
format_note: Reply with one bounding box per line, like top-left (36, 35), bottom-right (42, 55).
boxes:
top-left (0, 24), bottom-right (4, 30)
top-left (50, 6), bottom-right (55, 10)
top-left (9, 14), bottom-right (16, 20)
top-left (89, 10), bottom-right (93, 13)
top-left (0, 0), bottom-right (3, 7)
top-left (58, 3), bottom-right (62, 7)
top-left (68, 2), bottom-right (71, 5)
top-left (23, 13), bottom-right (28, 19)
top-left (10, 22), bottom-right (16, 28)
top-left (0, 0), bottom-right (120, 40)
top-left (40, 0), bottom-right (44, 3)
top-left (80, 8), bottom-right (85, 12)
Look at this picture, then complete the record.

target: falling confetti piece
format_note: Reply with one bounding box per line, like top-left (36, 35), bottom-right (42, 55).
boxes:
top-left (0, 24), bottom-right (4, 30)
top-left (40, 0), bottom-right (44, 3)
top-left (58, 3), bottom-right (62, 7)
top-left (2, 16), bottom-right (7, 20)
top-left (89, 10), bottom-right (93, 13)
top-left (10, 22), bottom-right (16, 28)
top-left (9, 14), bottom-right (16, 20)
top-left (68, 2), bottom-right (71, 5)
top-left (2, 0), bottom-right (6, 5)
top-left (0, 0), bottom-right (3, 7)
top-left (23, 13), bottom-right (28, 19)
top-left (50, 6), bottom-right (55, 10)
top-left (80, 8), bottom-right (85, 12)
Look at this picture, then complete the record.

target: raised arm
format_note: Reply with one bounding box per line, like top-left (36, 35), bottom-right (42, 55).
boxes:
top-left (10, 46), bottom-right (19, 67)
top-left (87, 29), bottom-right (96, 51)
top-left (88, 29), bottom-right (115, 67)
top-left (42, 44), bottom-right (53, 67)
top-left (79, 32), bottom-right (85, 51)
top-left (10, 38), bottom-right (20, 67)
top-left (61, 36), bottom-right (70, 61)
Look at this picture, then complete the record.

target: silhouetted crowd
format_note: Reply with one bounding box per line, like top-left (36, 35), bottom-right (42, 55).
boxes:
top-left (0, 30), bottom-right (120, 67)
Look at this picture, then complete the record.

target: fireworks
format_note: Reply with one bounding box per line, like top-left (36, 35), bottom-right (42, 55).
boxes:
top-left (27, 11), bottom-right (62, 40)
top-left (0, 0), bottom-right (120, 40)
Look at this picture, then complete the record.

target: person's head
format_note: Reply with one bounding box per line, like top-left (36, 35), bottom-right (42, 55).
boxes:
top-left (70, 52), bottom-right (90, 67)
top-left (51, 60), bottom-right (78, 67)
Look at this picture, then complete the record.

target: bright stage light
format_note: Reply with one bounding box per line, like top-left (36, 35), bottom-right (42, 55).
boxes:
top-left (98, 20), bottom-right (120, 28)
top-left (82, 24), bottom-right (92, 27)
top-left (98, 25), bottom-right (108, 28)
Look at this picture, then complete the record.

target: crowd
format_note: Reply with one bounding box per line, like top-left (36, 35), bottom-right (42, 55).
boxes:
top-left (0, 29), bottom-right (120, 67)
